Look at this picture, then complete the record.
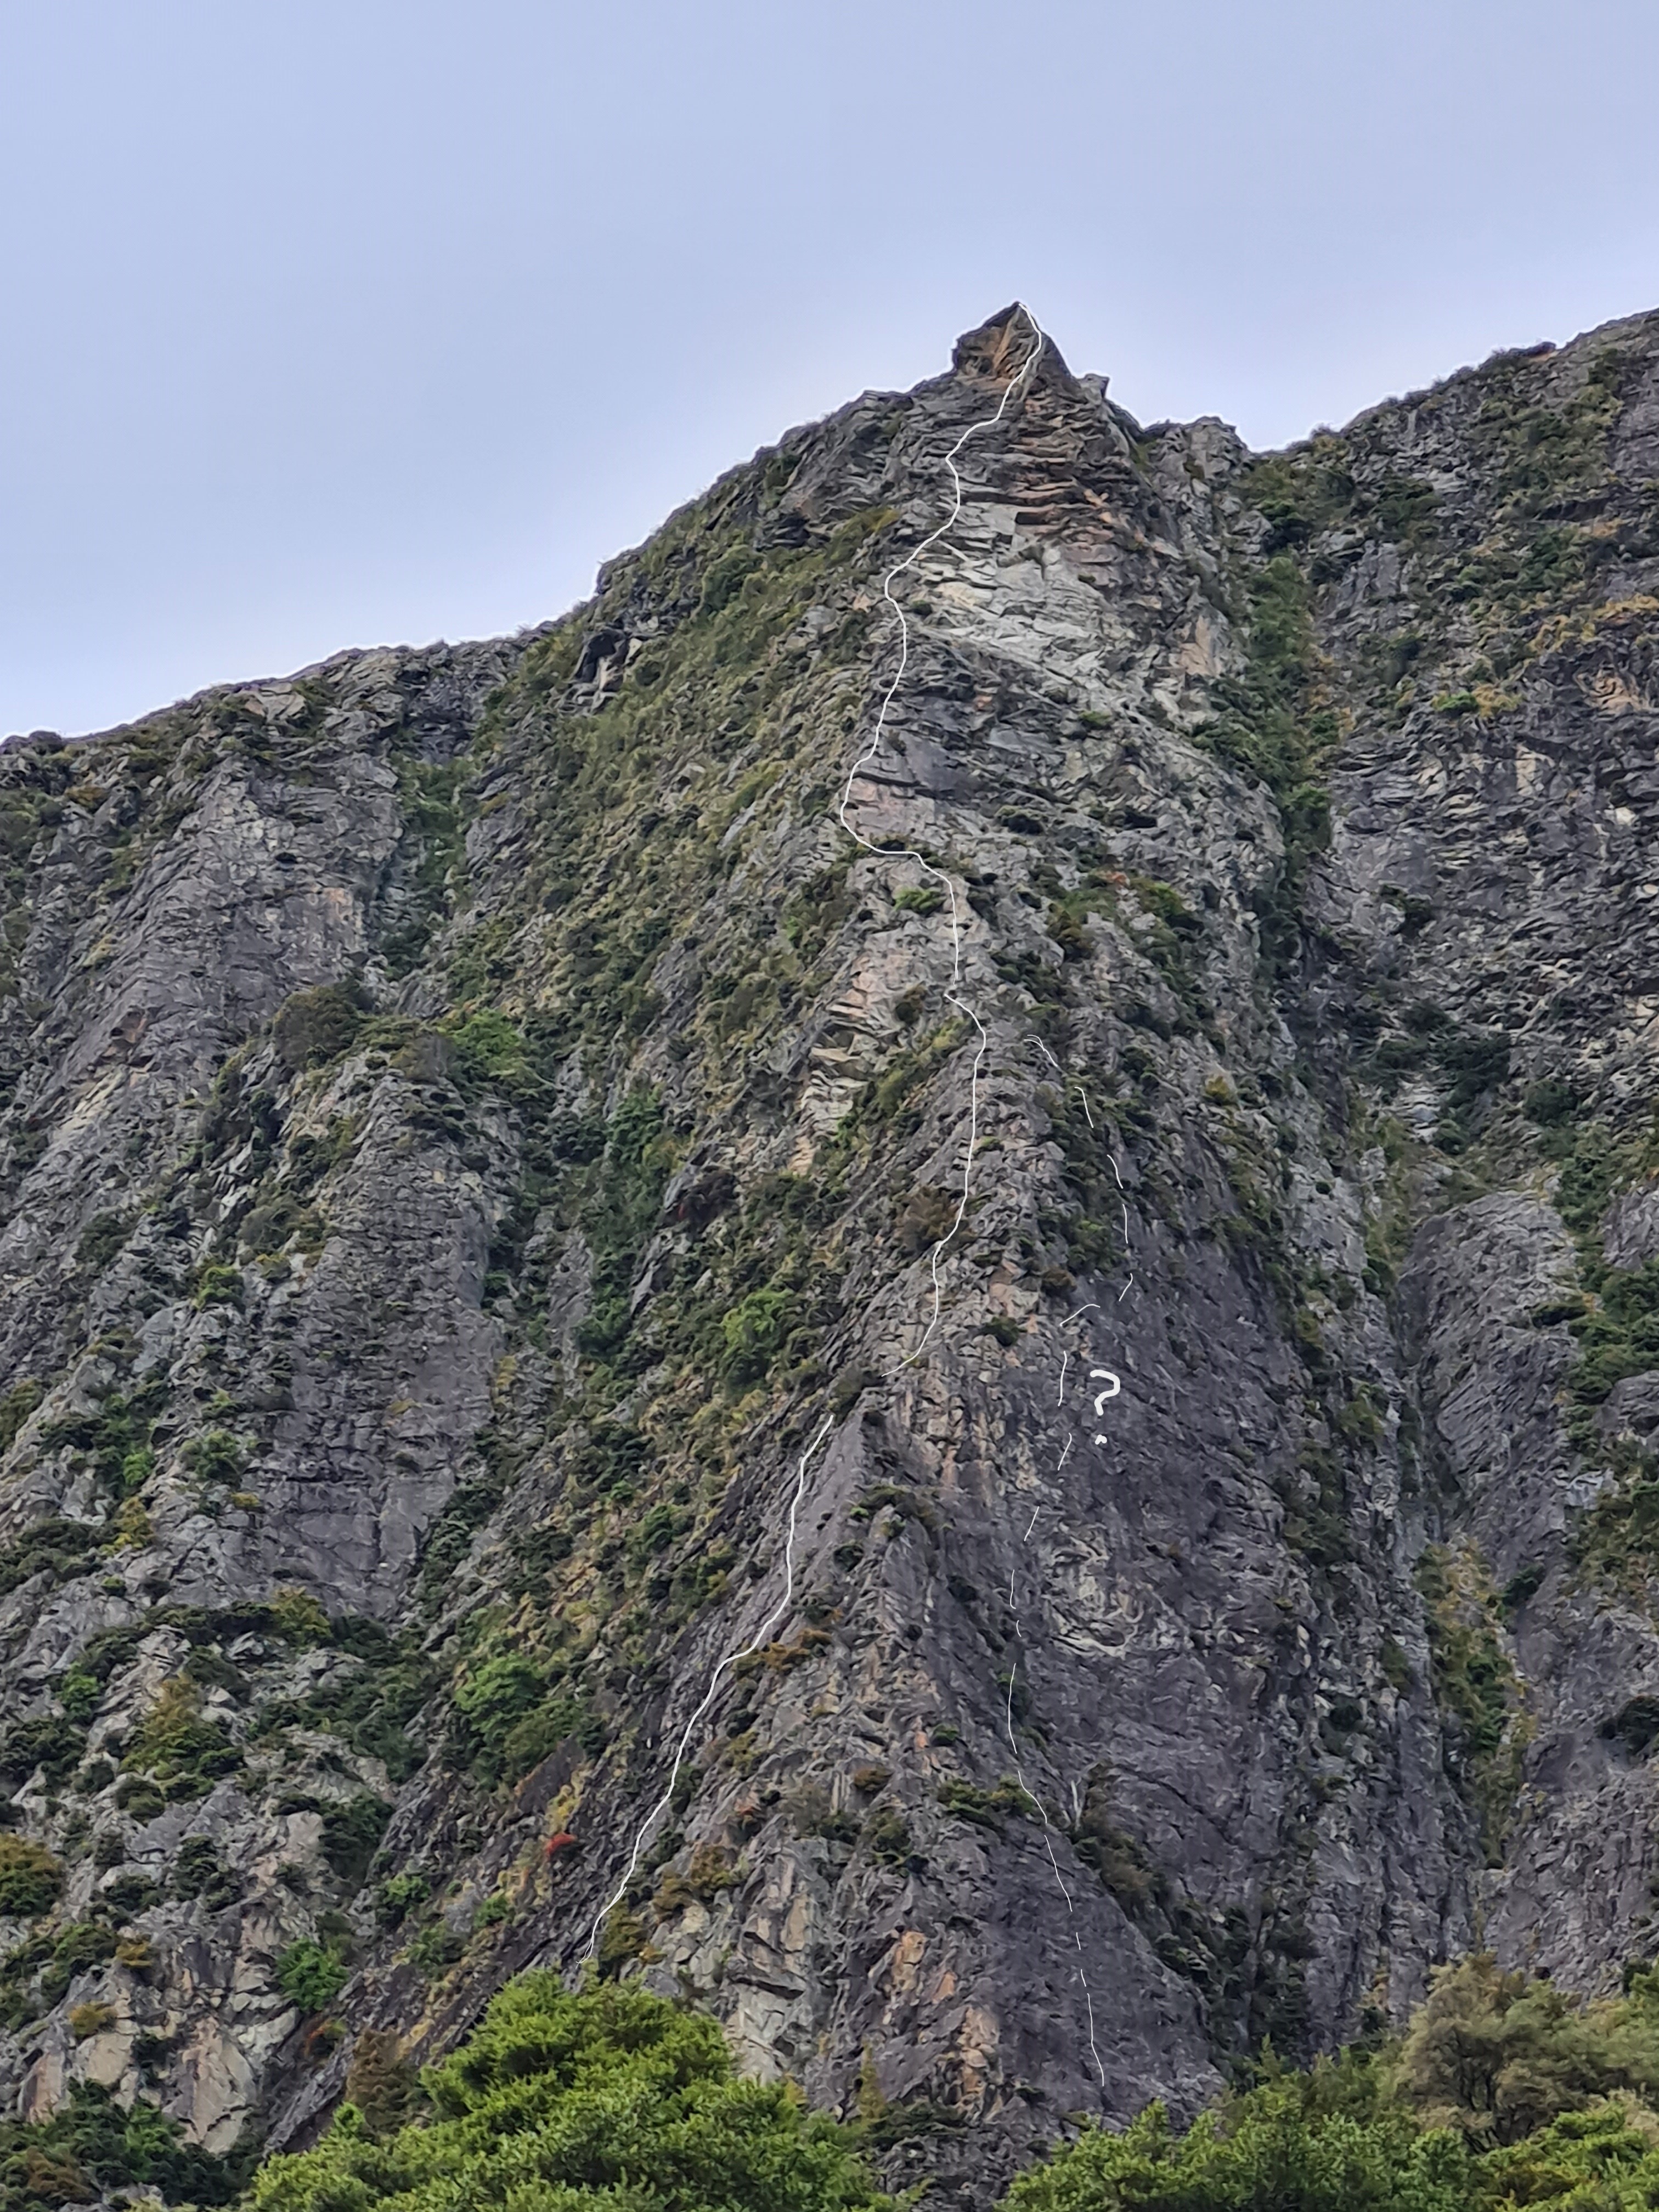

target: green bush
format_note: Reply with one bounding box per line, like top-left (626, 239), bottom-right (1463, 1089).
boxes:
top-left (1413, 1547), bottom-right (1526, 1861)
top-left (0, 1714), bottom-right (86, 1788)
top-left (1523, 1077), bottom-right (1581, 1126)
top-left (172, 1835), bottom-right (241, 1911)
top-left (319, 1793), bottom-right (391, 1887)
top-left (38, 1379), bottom-right (167, 1500)
top-left (447, 1649), bottom-right (597, 1788)
top-left (183, 1427), bottom-right (244, 1482)
top-left (453, 1652), bottom-right (542, 1742)
top-left (698, 545), bottom-right (757, 615)
top-left (1194, 546), bottom-right (1337, 976)
top-left (1393, 1951), bottom-right (1659, 2145)
top-left (253, 1628), bottom-right (433, 1781)
top-left (0, 1519), bottom-right (100, 1600)
top-left (275, 1939), bottom-right (348, 2014)
top-left (936, 1776), bottom-right (1036, 1830)
top-left (118, 1445), bottom-right (154, 1495)
top-left (0, 1837), bottom-right (63, 1918)
top-left (407, 1923), bottom-right (466, 1977)
top-left (273, 984), bottom-right (364, 1070)
top-left (191, 1263), bottom-right (243, 1310)
top-left (75, 1210), bottom-right (132, 1273)
top-left (246, 1972), bottom-right (892, 2212)
top-left (497, 1699), bottom-right (583, 1781)
top-left (270, 1588), bottom-right (331, 1644)
top-left (375, 1871), bottom-right (429, 1926)
top-left (0, 1379), bottom-right (41, 1454)
top-left (863, 1809), bottom-right (915, 1867)
top-left (40, 1921), bottom-right (119, 2004)
top-left (121, 1678), bottom-right (242, 1799)
top-left (445, 1008), bottom-right (529, 1095)
top-left (565, 1087), bottom-right (675, 1377)
top-left (101, 1870), bottom-right (162, 1917)
top-left (720, 1286), bottom-right (797, 1387)
top-left (114, 1776), bottom-right (166, 1821)
top-left (58, 1668), bottom-right (101, 1724)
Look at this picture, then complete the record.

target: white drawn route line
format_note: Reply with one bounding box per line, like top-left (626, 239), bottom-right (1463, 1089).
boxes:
top-left (837, 303), bottom-right (1046, 1363)
top-left (1034, 1039), bottom-right (1132, 1297)
top-left (831, 304), bottom-right (1113, 2090)
top-left (585, 306), bottom-right (1136, 2115)
top-left (1004, 1029), bottom-right (1141, 2093)
top-left (1005, 1513), bottom-right (1108, 2090)
top-left (584, 1417), bottom-right (834, 1960)
top-left (585, 309), bottom-right (1044, 1971)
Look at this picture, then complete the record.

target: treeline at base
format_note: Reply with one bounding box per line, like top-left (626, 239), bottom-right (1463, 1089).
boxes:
top-left (7, 1953), bottom-right (1659, 2210)
top-left (172, 1951), bottom-right (1659, 2212)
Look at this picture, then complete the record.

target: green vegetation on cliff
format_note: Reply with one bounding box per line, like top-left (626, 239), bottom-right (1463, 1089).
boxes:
top-left (0, 2080), bottom-right (248, 2212)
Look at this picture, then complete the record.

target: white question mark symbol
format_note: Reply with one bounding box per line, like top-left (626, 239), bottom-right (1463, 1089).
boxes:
top-left (1090, 1368), bottom-right (1120, 1442)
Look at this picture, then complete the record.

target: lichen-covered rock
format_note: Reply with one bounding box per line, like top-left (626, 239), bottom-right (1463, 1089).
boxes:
top-left (0, 301), bottom-right (1656, 2204)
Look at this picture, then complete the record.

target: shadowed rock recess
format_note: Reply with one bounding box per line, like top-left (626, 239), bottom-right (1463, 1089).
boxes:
top-left (1, 301), bottom-right (1657, 2202)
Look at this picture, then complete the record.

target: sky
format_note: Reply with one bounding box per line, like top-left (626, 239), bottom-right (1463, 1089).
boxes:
top-left (4, 0), bottom-right (1657, 740)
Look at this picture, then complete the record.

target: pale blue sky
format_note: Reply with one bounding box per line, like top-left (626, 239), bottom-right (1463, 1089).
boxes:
top-left (4, 0), bottom-right (1656, 737)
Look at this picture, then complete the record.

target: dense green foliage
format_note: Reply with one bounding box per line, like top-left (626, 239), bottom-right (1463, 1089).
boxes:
top-left (0, 2080), bottom-right (245, 2211)
top-left (234, 1956), bottom-right (1659, 2212)
top-left (249, 1973), bottom-right (892, 2212)
top-left (320, 1793), bottom-right (393, 1886)
top-left (1010, 1953), bottom-right (1659, 2211)
top-left (1005, 2079), bottom-right (1464, 2212)
top-left (231, 1955), bottom-right (1659, 2212)
top-left (252, 1616), bottom-right (436, 1784)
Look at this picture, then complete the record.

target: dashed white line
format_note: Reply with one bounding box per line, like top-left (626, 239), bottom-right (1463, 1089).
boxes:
top-left (584, 1415), bottom-right (834, 1962)
top-left (838, 304), bottom-right (1047, 1361)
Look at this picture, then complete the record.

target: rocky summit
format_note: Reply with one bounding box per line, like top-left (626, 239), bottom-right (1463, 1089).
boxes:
top-left (1, 299), bottom-right (1657, 2204)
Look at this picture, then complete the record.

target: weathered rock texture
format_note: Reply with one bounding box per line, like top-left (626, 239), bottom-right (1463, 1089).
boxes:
top-left (1, 301), bottom-right (1658, 2202)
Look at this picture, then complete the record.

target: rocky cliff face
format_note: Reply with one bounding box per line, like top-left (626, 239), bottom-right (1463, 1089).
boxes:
top-left (0, 300), bottom-right (1657, 2202)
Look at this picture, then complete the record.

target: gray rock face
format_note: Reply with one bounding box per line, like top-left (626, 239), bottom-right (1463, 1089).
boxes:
top-left (1605, 1184), bottom-right (1659, 1269)
top-left (1, 303), bottom-right (1658, 2200)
